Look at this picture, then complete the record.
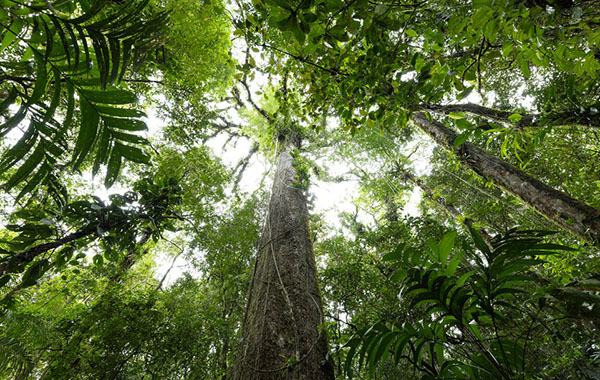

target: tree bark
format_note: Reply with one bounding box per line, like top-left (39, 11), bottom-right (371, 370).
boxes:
top-left (233, 134), bottom-right (333, 379)
top-left (411, 113), bottom-right (600, 244)
top-left (408, 103), bottom-right (600, 129)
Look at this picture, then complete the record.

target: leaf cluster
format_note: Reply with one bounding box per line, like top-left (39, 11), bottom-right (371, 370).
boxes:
top-left (0, 0), bottom-right (166, 199)
top-left (344, 228), bottom-right (597, 379)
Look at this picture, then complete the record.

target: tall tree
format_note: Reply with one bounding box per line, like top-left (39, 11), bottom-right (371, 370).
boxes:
top-left (232, 80), bottom-right (333, 378)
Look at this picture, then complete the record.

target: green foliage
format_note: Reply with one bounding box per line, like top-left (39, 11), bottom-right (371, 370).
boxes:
top-left (0, 172), bottom-right (183, 302)
top-left (1, 0), bottom-right (600, 379)
top-left (0, 192), bottom-right (261, 379)
top-left (157, 0), bottom-right (234, 96)
top-left (344, 228), bottom-right (598, 379)
top-left (147, 0), bottom-right (235, 142)
top-left (291, 147), bottom-right (311, 190)
top-left (0, 0), bottom-right (166, 196)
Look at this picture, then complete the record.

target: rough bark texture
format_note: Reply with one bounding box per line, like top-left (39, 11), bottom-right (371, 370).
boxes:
top-left (233, 135), bottom-right (333, 380)
top-left (412, 113), bottom-right (600, 244)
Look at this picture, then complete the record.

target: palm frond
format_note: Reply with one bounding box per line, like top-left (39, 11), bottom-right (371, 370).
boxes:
top-left (0, 0), bottom-right (166, 199)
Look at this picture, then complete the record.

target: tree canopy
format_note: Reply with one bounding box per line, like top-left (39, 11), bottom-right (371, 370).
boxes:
top-left (1, 0), bottom-right (599, 379)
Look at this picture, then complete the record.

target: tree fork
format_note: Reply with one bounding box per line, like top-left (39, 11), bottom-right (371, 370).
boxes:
top-left (411, 112), bottom-right (600, 244)
top-left (233, 133), bottom-right (333, 379)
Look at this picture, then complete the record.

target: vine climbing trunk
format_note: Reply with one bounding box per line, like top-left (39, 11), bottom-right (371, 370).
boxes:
top-left (233, 134), bottom-right (333, 379)
top-left (412, 113), bottom-right (600, 244)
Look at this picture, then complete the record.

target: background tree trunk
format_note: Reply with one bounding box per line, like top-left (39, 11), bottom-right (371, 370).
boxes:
top-left (233, 134), bottom-right (333, 379)
top-left (412, 113), bottom-right (600, 244)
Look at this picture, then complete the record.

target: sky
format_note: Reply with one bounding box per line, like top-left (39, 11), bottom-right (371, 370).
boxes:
top-left (147, 104), bottom-right (436, 286)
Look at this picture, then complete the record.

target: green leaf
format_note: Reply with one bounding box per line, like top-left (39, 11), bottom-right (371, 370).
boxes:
top-left (454, 118), bottom-right (472, 130)
top-left (6, 144), bottom-right (45, 190)
top-left (75, 24), bottom-right (91, 72)
top-left (520, 60), bottom-right (530, 79)
top-left (16, 163), bottom-right (50, 201)
top-left (434, 343), bottom-right (444, 366)
top-left (448, 112), bottom-right (467, 119)
top-left (63, 21), bottom-right (80, 70)
top-left (108, 37), bottom-right (121, 84)
top-left (119, 39), bottom-right (133, 82)
top-left (104, 146), bottom-right (122, 187)
top-left (103, 116), bottom-right (147, 131)
top-left (21, 259), bottom-right (49, 287)
top-left (468, 225), bottom-right (491, 257)
top-left (405, 29), bottom-right (417, 37)
top-left (393, 334), bottom-right (412, 365)
top-left (92, 127), bottom-right (111, 175)
top-left (0, 88), bottom-right (18, 114)
top-left (383, 243), bottom-right (405, 261)
top-left (344, 337), bottom-right (361, 377)
top-left (111, 130), bottom-right (148, 144)
top-left (80, 88), bottom-right (137, 104)
top-left (457, 86), bottom-right (474, 101)
top-left (95, 105), bottom-right (146, 118)
top-left (454, 131), bottom-right (471, 146)
top-left (72, 97), bottom-right (99, 169)
top-left (115, 142), bottom-right (149, 164)
top-left (0, 104), bottom-right (27, 136)
top-left (27, 53), bottom-right (49, 104)
top-left (93, 254), bottom-right (104, 266)
top-left (50, 16), bottom-right (71, 67)
top-left (390, 269), bottom-right (407, 283)
top-left (508, 113), bottom-right (522, 123)
top-left (0, 17), bottom-right (23, 54)
top-left (426, 237), bottom-right (439, 260)
top-left (0, 122), bottom-right (36, 172)
top-left (446, 251), bottom-right (463, 276)
top-left (439, 231), bottom-right (457, 265)
top-left (92, 30), bottom-right (109, 82)
top-left (369, 332), bottom-right (395, 376)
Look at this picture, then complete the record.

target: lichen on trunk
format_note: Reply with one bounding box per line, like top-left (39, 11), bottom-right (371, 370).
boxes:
top-left (233, 133), bottom-right (333, 379)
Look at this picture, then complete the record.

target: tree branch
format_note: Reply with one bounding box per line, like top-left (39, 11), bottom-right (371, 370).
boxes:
top-left (0, 225), bottom-right (96, 276)
top-left (235, 80), bottom-right (274, 123)
top-left (408, 102), bottom-right (600, 129)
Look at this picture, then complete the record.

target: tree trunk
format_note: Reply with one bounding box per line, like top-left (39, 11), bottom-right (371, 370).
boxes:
top-left (399, 170), bottom-right (493, 245)
top-left (408, 103), bottom-right (600, 129)
top-left (233, 134), bottom-right (333, 379)
top-left (411, 113), bottom-right (600, 244)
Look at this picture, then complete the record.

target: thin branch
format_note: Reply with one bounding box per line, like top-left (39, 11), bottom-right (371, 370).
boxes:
top-left (154, 250), bottom-right (184, 292)
top-left (0, 225), bottom-right (96, 276)
top-left (476, 37), bottom-right (486, 95)
top-left (233, 142), bottom-right (259, 189)
top-left (398, 168), bottom-right (494, 246)
top-left (260, 42), bottom-right (347, 78)
top-left (236, 80), bottom-right (274, 123)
